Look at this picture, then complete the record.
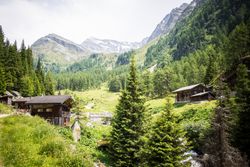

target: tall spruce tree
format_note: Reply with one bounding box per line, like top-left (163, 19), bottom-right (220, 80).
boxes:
top-left (140, 98), bottom-right (188, 167)
top-left (0, 65), bottom-right (6, 94)
top-left (0, 25), bottom-right (4, 64)
top-left (45, 72), bottom-right (55, 95)
top-left (36, 57), bottom-right (45, 93)
top-left (234, 64), bottom-right (250, 158)
top-left (20, 75), bottom-right (34, 97)
top-left (33, 73), bottom-right (42, 96)
top-left (141, 71), bottom-right (153, 98)
top-left (110, 57), bottom-right (145, 167)
top-left (201, 81), bottom-right (248, 167)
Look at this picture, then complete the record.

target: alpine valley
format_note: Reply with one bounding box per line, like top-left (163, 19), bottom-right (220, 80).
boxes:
top-left (0, 0), bottom-right (250, 166)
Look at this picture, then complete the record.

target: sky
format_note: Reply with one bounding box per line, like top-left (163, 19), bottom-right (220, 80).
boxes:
top-left (0, 0), bottom-right (192, 46)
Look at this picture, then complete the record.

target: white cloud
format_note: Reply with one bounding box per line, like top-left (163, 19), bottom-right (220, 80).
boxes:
top-left (0, 0), bottom-right (192, 47)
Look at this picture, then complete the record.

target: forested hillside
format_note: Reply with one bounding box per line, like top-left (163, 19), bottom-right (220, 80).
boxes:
top-left (52, 0), bottom-right (250, 97)
top-left (0, 26), bottom-right (54, 96)
top-left (142, 0), bottom-right (250, 95)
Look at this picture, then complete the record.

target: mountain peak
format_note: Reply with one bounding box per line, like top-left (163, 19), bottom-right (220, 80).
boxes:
top-left (31, 33), bottom-right (90, 68)
top-left (81, 37), bottom-right (142, 54)
top-left (147, 2), bottom-right (195, 43)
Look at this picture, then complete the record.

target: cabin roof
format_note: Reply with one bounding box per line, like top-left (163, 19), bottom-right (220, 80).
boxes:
top-left (0, 91), bottom-right (14, 97)
top-left (12, 97), bottom-right (33, 103)
top-left (172, 83), bottom-right (204, 93)
top-left (190, 91), bottom-right (211, 97)
top-left (26, 95), bottom-right (72, 105)
top-left (11, 91), bottom-right (21, 97)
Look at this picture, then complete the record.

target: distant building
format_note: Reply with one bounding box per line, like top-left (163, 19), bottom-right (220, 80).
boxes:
top-left (26, 95), bottom-right (73, 126)
top-left (172, 83), bottom-right (215, 103)
top-left (0, 91), bottom-right (14, 105)
top-left (88, 112), bottom-right (113, 125)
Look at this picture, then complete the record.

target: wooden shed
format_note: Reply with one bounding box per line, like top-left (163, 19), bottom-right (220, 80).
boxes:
top-left (172, 84), bottom-right (207, 103)
top-left (0, 91), bottom-right (14, 105)
top-left (172, 84), bottom-right (215, 103)
top-left (26, 95), bottom-right (73, 126)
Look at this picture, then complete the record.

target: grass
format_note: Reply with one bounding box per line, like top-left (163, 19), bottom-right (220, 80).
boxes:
top-left (61, 86), bottom-right (120, 113)
top-left (173, 100), bottom-right (217, 114)
top-left (0, 115), bottom-right (93, 167)
top-left (0, 103), bottom-right (14, 114)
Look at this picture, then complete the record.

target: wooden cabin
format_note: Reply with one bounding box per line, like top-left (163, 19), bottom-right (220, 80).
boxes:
top-left (173, 84), bottom-right (214, 103)
top-left (26, 95), bottom-right (73, 126)
top-left (12, 97), bottom-right (32, 112)
top-left (0, 91), bottom-right (14, 105)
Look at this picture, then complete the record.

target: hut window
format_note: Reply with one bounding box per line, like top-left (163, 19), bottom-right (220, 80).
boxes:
top-left (46, 108), bottom-right (52, 112)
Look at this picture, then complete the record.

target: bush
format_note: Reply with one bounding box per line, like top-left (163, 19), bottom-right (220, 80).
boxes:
top-left (180, 105), bottom-right (215, 150)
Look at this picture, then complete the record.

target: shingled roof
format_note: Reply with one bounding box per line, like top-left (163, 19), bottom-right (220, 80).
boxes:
top-left (12, 97), bottom-right (33, 103)
top-left (172, 83), bottom-right (204, 93)
top-left (26, 95), bottom-right (72, 105)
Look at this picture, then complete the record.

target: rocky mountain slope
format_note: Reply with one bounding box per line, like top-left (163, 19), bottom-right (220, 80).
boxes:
top-left (31, 34), bottom-right (90, 68)
top-left (147, 1), bottom-right (197, 43)
top-left (32, 34), bottom-right (144, 70)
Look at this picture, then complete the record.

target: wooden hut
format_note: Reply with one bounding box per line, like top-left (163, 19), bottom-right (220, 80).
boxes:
top-left (172, 84), bottom-right (214, 103)
top-left (26, 95), bottom-right (73, 126)
top-left (0, 91), bottom-right (14, 105)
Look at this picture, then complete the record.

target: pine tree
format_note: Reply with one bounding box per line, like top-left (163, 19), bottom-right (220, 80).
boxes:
top-left (204, 56), bottom-right (216, 85)
top-left (140, 98), bottom-right (189, 167)
top-left (201, 81), bottom-right (248, 167)
top-left (0, 65), bottom-right (6, 94)
top-left (227, 23), bottom-right (250, 68)
top-left (45, 72), bottom-right (54, 95)
top-left (20, 40), bottom-right (29, 75)
top-left (5, 72), bottom-right (14, 91)
top-left (33, 73), bottom-right (42, 96)
top-left (234, 64), bottom-right (250, 158)
top-left (108, 78), bottom-right (121, 92)
top-left (110, 57), bottom-right (146, 167)
top-left (0, 25), bottom-right (4, 65)
top-left (153, 68), bottom-right (173, 97)
top-left (20, 75), bottom-right (34, 97)
top-left (35, 57), bottom-right (45, 93)
top-left (141, 71), bottom-right (153, 98)
top-left (26, 47), bottom-right (33, 72)
top-left (12, 41), bottom-right (22, 91)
